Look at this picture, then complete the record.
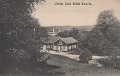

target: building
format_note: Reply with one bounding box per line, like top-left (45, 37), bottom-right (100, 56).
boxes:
top-left (43, 36), bottom-right (78, 52)
top-left (47, 27), bottom-right (61, 36)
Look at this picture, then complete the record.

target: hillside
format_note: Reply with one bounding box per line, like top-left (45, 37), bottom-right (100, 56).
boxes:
top-left (46, 54), bottom-right (120, 76)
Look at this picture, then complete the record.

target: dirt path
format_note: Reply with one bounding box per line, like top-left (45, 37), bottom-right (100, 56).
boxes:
top-left (48, 51), bottom-right (79, 60)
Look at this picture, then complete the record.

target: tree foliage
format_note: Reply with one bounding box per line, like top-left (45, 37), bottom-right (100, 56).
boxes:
top-left (0, 0), bottom-right (47, 72)
top-left (96, 10), bottom-right (120, 48)
top-left (79, 48), bottom-right (92, 63)
top-left (84, 28), bottom-right (115, 55)
top-left (69, 28), bottom-right (79, 38)
top-left (82, 10), bottom-right (120, 56)
top-left (58, 30), bottom-right (71, 37)
top-left (58, 28), bottom-right (86, 41)
top-left (93, 10), bottom-right (120, 68)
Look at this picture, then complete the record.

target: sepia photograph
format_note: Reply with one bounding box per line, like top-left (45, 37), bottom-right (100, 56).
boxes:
top-left (0, 0), bottom-right (120, 76)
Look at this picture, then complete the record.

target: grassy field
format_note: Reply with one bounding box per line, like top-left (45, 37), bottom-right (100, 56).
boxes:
top-left (46, 54), bottom-right (120, 76)
top-left (1, 54), bottom-right (120, 76)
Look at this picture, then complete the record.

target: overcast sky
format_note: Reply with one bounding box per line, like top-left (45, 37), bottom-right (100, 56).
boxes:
top-left (32, 0), bottom-right (120, 26)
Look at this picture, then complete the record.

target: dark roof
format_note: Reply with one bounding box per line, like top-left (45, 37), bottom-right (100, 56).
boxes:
top-left (44, 36), bottom-right (78, 44)
top-left (45, 36), bottom-right (59, 44)
top-left (60, 37), bottom-right (78, 44)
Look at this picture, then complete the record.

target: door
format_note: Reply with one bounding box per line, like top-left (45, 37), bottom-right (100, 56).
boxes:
top-left (58, 46), bottom-right (62, 52)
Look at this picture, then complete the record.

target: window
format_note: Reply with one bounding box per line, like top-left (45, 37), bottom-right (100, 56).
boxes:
top-left (50, 45), bottom-right (53, 48)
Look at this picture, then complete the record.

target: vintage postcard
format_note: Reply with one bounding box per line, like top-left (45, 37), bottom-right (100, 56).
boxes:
top-left (0, 0), bottom-right (120, 76)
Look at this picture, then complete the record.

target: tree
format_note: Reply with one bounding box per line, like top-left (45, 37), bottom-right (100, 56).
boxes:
top-left (85, 28), bottom-right (115, 55)
top-left (58, 28), bottom-right (79, 38)
top-left (70, 28), bottom-right (79, 38)
top-left (96, 10), bottom-right (120, 48)
top-left (58, 30), bottom-right (71, 37)
top-left (0, 0), bottom-right (47, 72)
top-left (82, 10), bottom-right (120, 56)
top-left (94, 10), bottom-right (120, 69)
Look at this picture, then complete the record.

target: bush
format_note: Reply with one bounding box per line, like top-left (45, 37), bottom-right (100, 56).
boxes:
top-left (69, 48), bottom-right (82, 55)
top-left (97, 48), bottom-right (120, 69)
top-left (97, 58), bottom-right (120, 69)
top-left (79, 49), bottom-right (92, 63)
top-left (0, 48), bottom-right (50, 73)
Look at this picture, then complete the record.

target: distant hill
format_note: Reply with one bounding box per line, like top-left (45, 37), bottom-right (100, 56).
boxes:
top-left (43, 25), bottom-right (94, 33)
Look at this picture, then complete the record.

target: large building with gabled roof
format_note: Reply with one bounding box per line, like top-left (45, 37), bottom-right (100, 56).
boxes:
top-left (43, 36), bottom-right (78, 52)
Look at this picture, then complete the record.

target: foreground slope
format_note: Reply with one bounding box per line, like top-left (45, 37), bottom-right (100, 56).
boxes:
top-left (47, 54), bottom-right (120, 76)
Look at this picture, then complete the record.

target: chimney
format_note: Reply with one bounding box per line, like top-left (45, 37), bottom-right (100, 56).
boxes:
top-left (52, 27), bottom-right (55, 36)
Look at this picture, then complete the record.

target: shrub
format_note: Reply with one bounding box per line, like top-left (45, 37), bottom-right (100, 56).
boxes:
top-left (97, 58), bottom-right (120, 69)
top-left (79, 49), bottom-right (92, 63)
top-left (0, 49), bottom-right (50, 73)
top-left (97, 48), bottom-right (120, 69)
top-left (69, 48), bottom-right (82, 55)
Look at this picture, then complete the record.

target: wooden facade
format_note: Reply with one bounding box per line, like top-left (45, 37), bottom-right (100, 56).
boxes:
top-left (43, 37), bottom-right (78, 52)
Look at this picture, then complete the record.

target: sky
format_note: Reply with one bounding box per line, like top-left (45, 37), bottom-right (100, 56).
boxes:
top-left (32, 0), bottom-right (120, 26)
